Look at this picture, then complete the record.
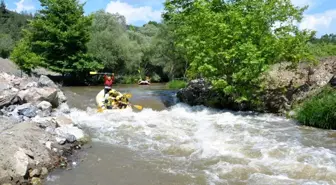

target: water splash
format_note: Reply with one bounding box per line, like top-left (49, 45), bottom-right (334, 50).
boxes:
top-left (67, 103), bottom-right (336, 184)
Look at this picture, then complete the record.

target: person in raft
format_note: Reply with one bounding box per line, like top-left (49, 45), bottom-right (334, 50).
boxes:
top-left (104, 73), bottom-right (115, 101)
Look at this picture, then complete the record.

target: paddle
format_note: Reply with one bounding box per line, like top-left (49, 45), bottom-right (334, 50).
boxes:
top-left (97, 103), bottom-right (143, 112)
top-left (90, 71), bottom-right (113, 75)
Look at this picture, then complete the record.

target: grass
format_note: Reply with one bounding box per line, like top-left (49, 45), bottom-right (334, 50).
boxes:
top-left (295, 86), bottom-right (336, 129)
top-left (166, 80), bottom-right (187, 89)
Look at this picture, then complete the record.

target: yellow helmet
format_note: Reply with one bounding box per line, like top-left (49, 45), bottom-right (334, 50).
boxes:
top-left (109, 89), bottom-right (117, 94)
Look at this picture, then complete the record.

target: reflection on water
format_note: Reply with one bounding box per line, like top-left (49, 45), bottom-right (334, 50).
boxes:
top-left (46, 85), bottom-right (336, 185)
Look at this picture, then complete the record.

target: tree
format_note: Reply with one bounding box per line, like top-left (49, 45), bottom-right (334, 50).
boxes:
top-left (164, 0), bottom-right (314, 102)
top-left (87, 10), bottom-right (131, 73)
top-left (12, 0), bottom-right (102, 75)
top-left (10, 38), bottom-right (42, 75)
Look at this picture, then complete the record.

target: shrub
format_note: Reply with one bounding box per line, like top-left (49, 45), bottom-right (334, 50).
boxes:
top-left (119, 75), bottom-right (139, 84)
top-left (167, 80), bottom-right (187, 89)
top-left (295, 86), bottom-right (336, 129)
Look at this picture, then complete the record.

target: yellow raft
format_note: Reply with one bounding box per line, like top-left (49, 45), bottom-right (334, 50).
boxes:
top-left (95, 89), bottom-right (131, 110)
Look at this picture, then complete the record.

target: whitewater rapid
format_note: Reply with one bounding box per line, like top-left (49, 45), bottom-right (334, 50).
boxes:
top-left (67, 104), bottom-right (336, 185)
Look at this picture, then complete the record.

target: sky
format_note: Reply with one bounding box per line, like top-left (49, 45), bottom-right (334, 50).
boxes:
top-left (4, 0), bottom-right (336, 37)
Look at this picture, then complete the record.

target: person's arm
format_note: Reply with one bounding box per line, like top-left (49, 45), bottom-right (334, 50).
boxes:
top-left (111, 73), bottom-right (115, 81)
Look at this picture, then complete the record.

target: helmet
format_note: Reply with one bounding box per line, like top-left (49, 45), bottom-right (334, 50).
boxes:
top-left (109, 89), bottom-right (117, 94)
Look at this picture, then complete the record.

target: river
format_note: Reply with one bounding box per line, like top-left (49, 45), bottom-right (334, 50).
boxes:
top-left (45, 84), bottom-right (336, 185)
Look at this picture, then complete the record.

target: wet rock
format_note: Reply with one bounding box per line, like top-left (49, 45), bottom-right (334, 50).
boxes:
top-left (29, 169), bottom-right (41, 178)
top-left (31, 177), bottom-right (42, 185)
top-left (54, 116), bottom-right (74, 127)
top-left (40, 167), bottom-right (48, 176)
top-left (58, 103), bottom-right (70, 114)
top-left (56, 91), bottom-right (67, 105)
top-left (38, 75), bottom-right (57, 88)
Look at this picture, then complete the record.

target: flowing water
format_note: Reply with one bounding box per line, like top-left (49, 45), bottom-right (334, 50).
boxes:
top-left (46, 84), bottom-right (336, 185)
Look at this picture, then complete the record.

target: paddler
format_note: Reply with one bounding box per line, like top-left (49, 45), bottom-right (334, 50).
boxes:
top-left (107, 89), bottom-right (129, 109)
top-left (103, 73), bottom-right (115, 101)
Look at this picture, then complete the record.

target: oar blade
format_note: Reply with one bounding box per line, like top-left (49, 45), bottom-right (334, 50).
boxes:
top-left (97, 107), bottom-right (105, 113)
top-left (124, 93), bottom-right (132, 99)
top-left (90, 71), bottom-right (98, 75)
top-left (133, 105), bottom-right (143, 110)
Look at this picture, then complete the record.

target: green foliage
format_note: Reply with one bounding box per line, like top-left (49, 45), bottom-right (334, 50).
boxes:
top-left (166, 80), bottom-right (187, 89)
top-left (12, 0), bottom-right (102, 75)
top-left (295, 86), bottom-right (336, 129)
top-left (308, 43), bottom-right (336, 58)
top-left (164, 0), bottom-right (314, 102)
top-left (10, 38), bottom-right (43, 75)
top-left (119, 75), bottom-right (139, 84)
top-left (87, 10), bottom-right (187, 82)
top-left (0, 34), bottom-right (14, 58)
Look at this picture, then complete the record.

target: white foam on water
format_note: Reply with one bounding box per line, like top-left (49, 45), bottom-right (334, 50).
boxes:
top-left (67, 104), bottom-right (336, 184)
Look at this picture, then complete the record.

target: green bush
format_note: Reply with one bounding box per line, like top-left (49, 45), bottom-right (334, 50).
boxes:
top-left (119, 75), bottom-right (139, 84)
top-left (295, 86), bottom-right (336, 129)
top-left (308, 43), bottom-right (336, 58)
top-left (166, 80), bottom-right (187, 89)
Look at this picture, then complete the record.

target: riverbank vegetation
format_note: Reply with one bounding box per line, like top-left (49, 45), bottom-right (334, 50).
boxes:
top-left (166, 80), bottom-right (187, 89)
top-left (295, 86), bottom-right (336, 129)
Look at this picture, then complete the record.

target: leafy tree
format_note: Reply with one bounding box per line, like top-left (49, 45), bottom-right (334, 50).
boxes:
top-left (87, 10), bottom-right (130, 73)
top-left (10, 38), bottom-right (42, 75)
top-left (12, 0), bottom-right (102, 75)
top-left (164, 0), bottom-right (314, 102)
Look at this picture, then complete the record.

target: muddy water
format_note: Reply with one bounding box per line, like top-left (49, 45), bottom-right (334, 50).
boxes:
top-left (46, 84), bottom-right (336, 185)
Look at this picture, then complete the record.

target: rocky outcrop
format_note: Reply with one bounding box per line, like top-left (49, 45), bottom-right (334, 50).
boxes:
top-left (0, 72), bottom-right (89, 185)
top-left (177, 57), bottom-right (336, 113)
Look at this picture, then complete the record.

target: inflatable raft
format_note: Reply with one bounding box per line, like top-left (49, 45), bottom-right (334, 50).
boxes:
top-left (138, 80), bottom-right (150, 85)
top-left (95, 89), bottom-right (131, 110)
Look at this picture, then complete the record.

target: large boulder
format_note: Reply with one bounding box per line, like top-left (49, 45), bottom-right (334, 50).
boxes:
top-left (0, 89), bottom-right (20, 109)
top-left (19, 87), bottom-right (58, 106)
top-left (38, 75), bottom-right (58, 89)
